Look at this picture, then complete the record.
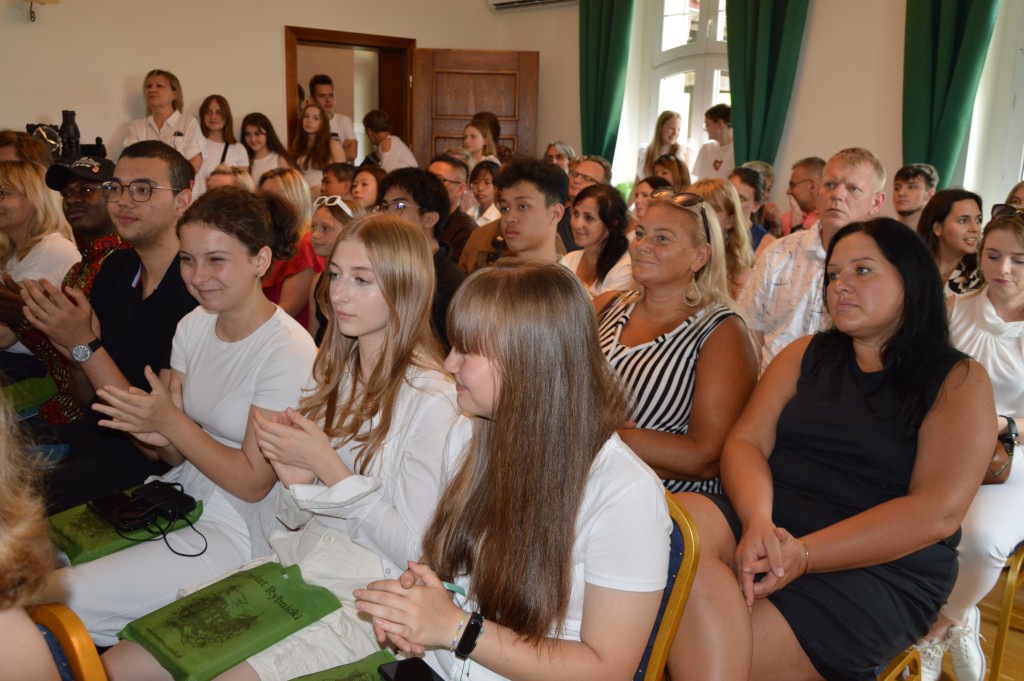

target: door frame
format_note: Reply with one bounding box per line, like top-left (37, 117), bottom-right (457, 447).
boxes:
top-left (284, 26), bottom-right (416, 144)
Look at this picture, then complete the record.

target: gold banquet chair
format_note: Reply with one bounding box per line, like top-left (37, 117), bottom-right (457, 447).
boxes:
top-left (30, 602), bottom-right (108, 681)
top-left (634, 490), bottom-right (701, 681)
top-left (989, 542), bottom-right (1024, 681)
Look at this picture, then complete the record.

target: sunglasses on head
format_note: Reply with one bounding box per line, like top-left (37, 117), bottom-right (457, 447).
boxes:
top-left (314, 195), bottom-right (354, 217)
top-left (991, 203), bottom-right (1024, 220)
top-left (648, 188), bottom-right (711, 243)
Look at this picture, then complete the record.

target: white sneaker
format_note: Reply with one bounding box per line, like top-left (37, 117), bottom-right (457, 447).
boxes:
top-left (948, 606), bottom-right (986, 681)
top-left (913, 637), bottom-right (946, 681)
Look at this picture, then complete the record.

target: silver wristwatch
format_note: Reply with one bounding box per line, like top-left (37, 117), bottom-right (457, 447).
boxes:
top-left (71, 338), bottom-right (102, 363)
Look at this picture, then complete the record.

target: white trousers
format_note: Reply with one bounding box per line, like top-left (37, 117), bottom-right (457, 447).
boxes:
top-left (47, 488), bottom-right (251, 647)
top-left (941, 453), bottom-right (1024, 623)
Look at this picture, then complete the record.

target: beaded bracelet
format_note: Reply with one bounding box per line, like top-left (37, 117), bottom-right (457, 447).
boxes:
top-left (450, 610), bottom-right (470, 652)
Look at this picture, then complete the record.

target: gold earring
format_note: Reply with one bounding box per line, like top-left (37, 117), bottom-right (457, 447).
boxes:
top-left (684, 273), bottom-right (702, 307)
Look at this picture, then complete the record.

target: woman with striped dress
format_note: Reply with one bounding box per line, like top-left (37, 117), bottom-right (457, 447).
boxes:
top-left (594, 192), bottom-right (757, 495)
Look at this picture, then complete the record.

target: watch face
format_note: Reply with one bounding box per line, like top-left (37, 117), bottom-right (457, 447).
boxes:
top-left (71, 344), bottom-right (91, 363)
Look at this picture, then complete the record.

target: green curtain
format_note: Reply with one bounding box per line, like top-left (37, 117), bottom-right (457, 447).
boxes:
top-left (903, 0), bottom-right (1000, 188)
top-left (727, 0), bottom-right (810, 167)
top-left (579, 0), bottom-right (635, 159)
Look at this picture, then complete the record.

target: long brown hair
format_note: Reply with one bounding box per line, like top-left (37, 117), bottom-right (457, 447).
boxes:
top-left (422, 261), bottom-right (629, 641)
top-left (300, 214), bottom-right (442, 472)
top-left (290, 103), bottom-right (332, 172)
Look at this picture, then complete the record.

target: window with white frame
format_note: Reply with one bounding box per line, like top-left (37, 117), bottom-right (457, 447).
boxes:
top-left (650, 0), bottom-right (730, 167)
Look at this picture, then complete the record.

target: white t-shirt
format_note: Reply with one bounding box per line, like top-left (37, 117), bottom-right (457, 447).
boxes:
top-left (329, 113), bottom-right (356, 143)
top-left (199, 138), bottom-right (250, 181)
top-left (164, 305), bottom-right (317, 558)
top-left (692, 139), bottom-right (734, 180)
top-left (250, 153), bottom-right (280, 188)
top-left (425, 422), bottom-right (671, 681)
top-left (559, 250), bottom-right (635, 298)
top-left (4, 233), bottom-right (81, 354)
top-left (378, 135), bottom-right (419, 172)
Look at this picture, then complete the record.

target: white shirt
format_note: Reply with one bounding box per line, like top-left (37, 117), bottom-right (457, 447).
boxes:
top-left (692, 140), bottom-right (734, 180)
top-left (559, 250), bottom-right (635, 297)
top-left (276, 367), bottom-right (460, 577)
top-left (739, 222), bottom-right (830, 372)
top-left (329, 113), bottom-right (356, 143)
top-left (4, 233), bottom-right (82, 354)
top-left (378, 135), bottom-right (419, 172)
top-left (425, 422), bottom-right (671, 681)
top-left (124, 110), bottom-right (203, 161)
top-left (199, 138), bottom-right (250, 181)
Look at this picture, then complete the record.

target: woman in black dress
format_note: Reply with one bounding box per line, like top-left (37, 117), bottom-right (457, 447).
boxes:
top-left (671, 218), bottom-right (997, 681)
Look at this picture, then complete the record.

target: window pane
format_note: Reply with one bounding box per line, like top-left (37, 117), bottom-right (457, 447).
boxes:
top-left (716, 0), bottom-right (727, 42)
top-left (659, 70), bottom-right (697, 141)
top-left (714, 69), bottom-right (731, 107)
top-left (662, 0), bottom-right (700, 52)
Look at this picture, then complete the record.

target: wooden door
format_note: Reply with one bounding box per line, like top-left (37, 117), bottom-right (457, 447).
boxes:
top-left (411, 49), bottom-right (539, 164)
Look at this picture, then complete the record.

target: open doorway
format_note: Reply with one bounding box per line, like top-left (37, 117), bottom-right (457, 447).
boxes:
top-left (284, 27), bottom-right (415, 164)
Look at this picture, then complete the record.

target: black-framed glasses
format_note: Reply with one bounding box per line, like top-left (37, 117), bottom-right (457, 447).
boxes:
top-left (60, 185), bottom-right (104, 200)
top-left (991, 203), bottom-right (1024, 220)
top-left (101, 180), bottom-right (183, 203)
top-left (374, 200), bottom-right (419, 214)
top-left (649, 188), bottom-right (711, 243)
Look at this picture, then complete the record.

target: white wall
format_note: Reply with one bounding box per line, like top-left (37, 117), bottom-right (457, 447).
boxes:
top-left (771, 0), bottom-right (906, 212)
top-left (0, 0), bottom-right (580, 159)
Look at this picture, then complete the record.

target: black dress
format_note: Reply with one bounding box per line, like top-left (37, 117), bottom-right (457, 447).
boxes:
top-left (767, 335), bottom-right (962, 681)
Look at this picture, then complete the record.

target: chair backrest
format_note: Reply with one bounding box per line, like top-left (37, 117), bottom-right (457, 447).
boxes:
top-left (634, 490), bottom-right (701, 681)
top-left (29, 603), bottom-right (108, 681)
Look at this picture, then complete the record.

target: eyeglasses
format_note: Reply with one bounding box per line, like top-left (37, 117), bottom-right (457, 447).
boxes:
top-left (60, 185), bottom-right (104, 199)
top-left (374, 200), bottom-right (419, 214)
top-left (314, 194), bottom-right (354, 217)
top-left (101, 180), bottom-right (183, 203)
top-left (433, 174), bottom-right (464, 188)
top-left (649, 188), bottom-right (711, 243)
top-left (991, 203), bottom-right (1024, 220)
top-left (788, 178), bottom-right (814, 191)
top-left (0, 187), bottom-right (24, 203)
top-left (569, 170), bottom-right (600, 185)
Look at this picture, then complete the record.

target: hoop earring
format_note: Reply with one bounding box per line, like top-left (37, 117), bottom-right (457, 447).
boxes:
top-left (684, 274), bottom-right (702, 307)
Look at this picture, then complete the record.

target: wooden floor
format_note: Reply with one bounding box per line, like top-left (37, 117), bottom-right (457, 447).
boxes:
top-left (936, 566), bottom-right (1024, 680)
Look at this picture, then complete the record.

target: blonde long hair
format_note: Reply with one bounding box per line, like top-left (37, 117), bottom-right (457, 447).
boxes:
top-left (258, 167), bottom-right (312, 235)
top-left (423, 261), bottom-right (629, 641)
top-left (300, 214), bottom-right (442, 472)
top-left (641, 110), bottom-right (683, 179)
top-left (0, 395), bottom-right (55, 608)
top-left (690, 178), bottom-right (755, 295)
top-left (0, 160), bottom-right (73, 267)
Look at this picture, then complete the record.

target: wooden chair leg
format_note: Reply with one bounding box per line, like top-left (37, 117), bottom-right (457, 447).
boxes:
top-left (989, 545), bottom-right (1024, 681)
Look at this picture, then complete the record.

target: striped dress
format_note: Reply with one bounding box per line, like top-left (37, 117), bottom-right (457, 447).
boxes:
top-left (598, 294), bottom-right (736, 494)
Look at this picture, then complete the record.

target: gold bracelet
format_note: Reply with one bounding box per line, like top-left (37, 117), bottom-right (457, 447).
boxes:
top-left (797, 537), bottom-right (811, 573)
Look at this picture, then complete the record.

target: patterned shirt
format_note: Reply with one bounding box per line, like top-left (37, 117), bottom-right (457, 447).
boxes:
top-left (739, 221), bottom-right (830, 373)
top-left (16, 234), bottom-right (128, 424)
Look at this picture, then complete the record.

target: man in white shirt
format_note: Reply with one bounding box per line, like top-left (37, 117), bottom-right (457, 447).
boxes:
top-left (309, 74), bottom-right (357, 162)
top-left (692, 104), bottom-right (734, 180)
top-left (740, 147), bottom-right (886, 372)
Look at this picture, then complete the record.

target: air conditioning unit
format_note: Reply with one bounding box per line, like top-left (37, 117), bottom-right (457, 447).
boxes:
top-left (488, 0), bottom-right (577, 12)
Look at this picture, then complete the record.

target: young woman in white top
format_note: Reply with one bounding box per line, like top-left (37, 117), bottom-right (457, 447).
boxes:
top-left (240, 113), bottom-right (294, 188)
top-left (559, 184), bottom-right (634, 296)
top-left (355, 260), bottom-right (671, 681)
top-left (914, 206), bottom-right (1024, 681)
top-left (124, 70), bottom-right (202, 174)
top-left (463, 120), bottom-right (500, 167)
top-left (637, 110), bottom-right (684, 182)
top-left (289, 103), bottom-right (345, 199)
top-left (197, 95), bottom-right (249, 186)
top-left (101, 214), bottom-right (460, 681)
top-left (43, 187), bottom-right (317, 647)
top-left (0, 160), bottom-right (79, 354)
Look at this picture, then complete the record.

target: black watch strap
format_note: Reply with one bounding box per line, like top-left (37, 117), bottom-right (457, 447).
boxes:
top-left (999, 416), bottom-right (1018, 454)
top-left (454, 612), bottom-right (484, 659)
